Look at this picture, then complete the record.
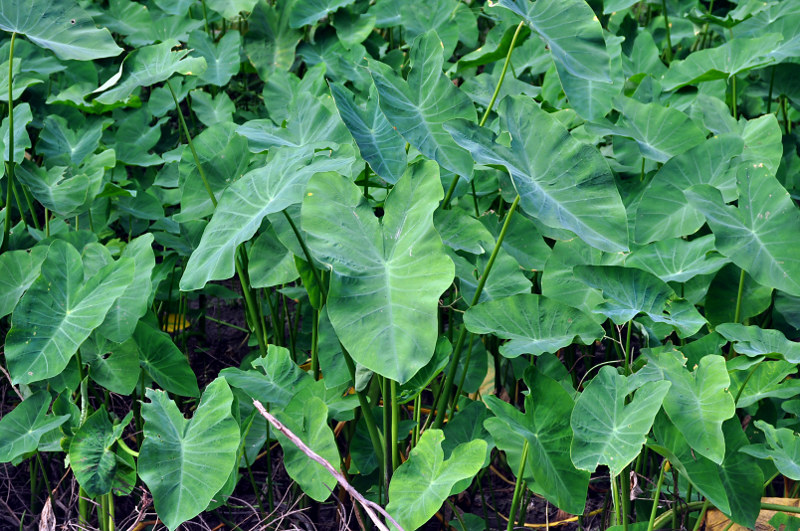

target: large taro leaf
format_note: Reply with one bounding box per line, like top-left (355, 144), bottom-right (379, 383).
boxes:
top-left (139, 378), bottom-right (239, 531)
top-left (289, 0), bottom-right (355, 28)
top-left (386, 429), bottom-right (486, 531)
top-left (734, 3), bottom-right (800, 64)
top-left (660, 35), bottom-right (783, 91)
top-left (592, 97), bottom-right (706, 163)
top-left (82, 333), bottom-right (140, 395)
top-left (133, 320), bottom-right (199, 398)
top-left (69, 408), bottom-right (130, 497)
top-left (651, 415), bottom-right (762, 528)
top-left (634, 134), bottom-right (745, 244)
top-left (369, 30), bottom-right (476, 178)
top-left (302, 161), bottom-right (454, 384)
top-left (0, 246), bottom-right (46, 318)
top-left (743, 420), bottom-right (800, 480)
top-left (6, 240), bottom-right (134, 385)
top-left (244, 0), bottom-right (301, 81)
top-left (685, 167), bottom-right (800, 297)
top-left (94, 42), bottom-right (207, 104)
top-left (180, 147), bottom-right (353, 291)
top-left (0, 391), bottom-right (68, 463)
top-left (570, 366), bottom-right (670, 476)
top-left (447, 96), bottom-right (628, 252)
top-left (329, 82), bottom-right (407, 184)
top-left (272, 395), bottom-right (340, 502)
top-left (236, 92), bottom-right (350, 153)
top-left (730, 360), bottom-right (800, 408)
top-left (0, 0), bottom-right (122, 60)
top-left (188, 30), bottom-right (241, 87)
top-left (639, 349), bottom-right (735, 464)
top-left (14, 161), bottom-right (101, 217)
top-left (97, 234), bottom-right (155, 343)
top-left (716, 323), bottom-right (800, 363)
top-left (625, 235), bottom-right (729, 284)
top-left (463, 294), bottom-right (604, 358)
top-left (574, 265), bottom-right (706, 336)
top-left (484, 368), bottom-right (589, 514)
top-left (496, 0), bottom-right (610, 83)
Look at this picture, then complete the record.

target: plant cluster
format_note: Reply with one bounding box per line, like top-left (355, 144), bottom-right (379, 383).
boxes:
top-left (1, 0), bottom-right (800, 530)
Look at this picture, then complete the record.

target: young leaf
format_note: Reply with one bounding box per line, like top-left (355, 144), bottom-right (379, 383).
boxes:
top-left (139, 378), bottom-right (239, 531)
top-left (302, 161), bottom-right (455, 384)
top-left (571, 366), bottom-right (670, 476)
top-left (386, 429), bottom-right (486, 531)
top-left (743, 420), bottom-right (800, 480)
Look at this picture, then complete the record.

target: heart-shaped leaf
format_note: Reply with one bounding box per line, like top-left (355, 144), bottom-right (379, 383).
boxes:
top-left (0, 391), bottom-right (68, 463)
top-left (139, 378), bottom-right (239, 531)
top-left (302, 161), bottom-right (454, 384)
top-left (716, 323), bottom-right (800, 363)
top-left (69, 408), bottom-right (130, 497)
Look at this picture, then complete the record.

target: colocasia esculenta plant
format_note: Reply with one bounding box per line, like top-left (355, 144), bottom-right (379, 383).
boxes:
top-left (2, 0), bottom-right (800, 530)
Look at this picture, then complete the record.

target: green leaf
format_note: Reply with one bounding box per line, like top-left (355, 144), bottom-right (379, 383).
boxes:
top-left (651, 415), bottom-right (762, 528)
top-left (625, 235), bottom-right (729, 283)
top-left (97, 234), bottom-right (155, 343)
top-left (447, 96), bottom-right (628, 252)
top-left (496, 0), bottom-right (610, 82)
top-left (83, 334), bottom-right (140, 395)
top-left (661, 35), bottom-right (782, 91)
top-left (248, 226), bottom-right (299, 288)
top-left (730, 360), bottom-right (800, 408)
top-left (221, 345), bottom-right (310, 408)
top-left (0, 246), bottom-right (46, 318)
top-left (206, 0), bottom-right (259, 19)
top-left (191, 90), bottom-right (234, 127)
top-left (634, 134), bottom-right (744, 244)
top-left (6, 241), bottom-right (134, 385)
top-left (180, 147), bottom-right (353, 291)
top-left (0, 0), bottom-right (122, 60)
top-left (369, 30), bottom-right (476, 178)
top-left (686, 167), bottom-right (800, 297)
top-left (95, 42), bottom-right (207, 104)
top-left (743, 420), bottom-right (800, 480)
top-left (273, 394), bottom-right (340, 502)
top-left (289, 0), bottom-right (355, 28)
top-left (69, 407), bottom-right (130, 497)
top-left (329, 82), bottom-right (407, 184)
top-left (188, 30), bottom-right (241, 87)
top-left (557, 33), bottom-right (623, 120)
top-left (243, 0), bottom-right (301, 81)
top-left (0, 391), bottom-right (68, 463)
top-left (640, 349), bottom-right (735, 464)
top-left (574, 265), bottom-right (706, 336)
top-left (464, 294), bottom-right (604, 358)
top-left (139, 378), bottom-right (239, 531)
top-left (434, 208), bottom-right (494, 255)
top-left (387, 429), bottom-right (486, 531)
top-left (705, 265), bottom-right (772, 326)
top-left (716, 323), bottom-right (800, 363)
top-left (571, 366), bottom-right (670, 476)
top-left (15, 162), bottom-right (98, 217)
top-left (484, 368), bottom-right (589, 514)
top-left (302, 161), bottom-right (454, 384)
top-left (36, 114), bottom-right (105, 166)
top-left (134, 320), bottom-right (199, 397)
top-left (451, 247), bottom-right (529, 305)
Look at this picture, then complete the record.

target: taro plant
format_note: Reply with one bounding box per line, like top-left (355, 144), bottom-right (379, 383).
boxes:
top-left (2, 0), bottom-right (800, 530)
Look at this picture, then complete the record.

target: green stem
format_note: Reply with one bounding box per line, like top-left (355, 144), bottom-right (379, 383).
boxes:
top-left (733, 268), bottom-right (746, 324)
top-left (506, 440), bottom-right (529, 531)
top-left (412, 393), bottom-right (422, 447)
top-left (241, 414), bottom-right (267, 517)
top-left (78, 487), bottom-right (89, 525)
top-left (611, 474), bottom-right (622, 527)
top-left (767, 66), bottom-right (776, 114)
top-left (433, 196), bottom-right (521, 429)
top-left (311, 308), bottom-right (320, 379)
top-left (734, 359), bottom-right (762, 405)
top-left (441, 22), bottom-right (525, 209)
top-left (731, 75), bottom-right (738, 120)
top-left (200, 0), bottom-right (211, 35)
top-left (21, 185), bottom-right (40, 231)
top-left (204, 315), bottom-right (250, 334)
top-left (166, 78), bottom-right (217, 208)
top-left (624, 321), bottom-right (632, 375)
top-left (234, 250), bottom-right (268, 357)
top-left (283, 210), bottom-right (327, 300)
top-left (108, 492), bottom-right (115, 531)
top-left (391, 379), bottom-right (400, 471)
top-left (691, 500), bottom-right (710, 531)
top-left (450, 333), bottom-right (476, 422)
top-left (646, 461), bottom-right (668, 531)
top-left (116, 437), bottom-right (139, 458)
top-left (661, 0), bottom-right (673, 64)
top-left (782, 95), bottom-right (791, 136)
top-left (2, 32), bottom-right (17, 253)
top-left (382, 377), bottom-right (391, 484)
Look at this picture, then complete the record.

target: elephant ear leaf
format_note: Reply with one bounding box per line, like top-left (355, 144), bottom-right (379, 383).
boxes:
top-left (387, 429), bottom-right (486, 531)
top-left (302, 160), bottom-right (454, 384)
top-left (0, 0), bottom-right (122, 60)
top-left (5, 240), bottom-right (135, 385)
top-left (69, 408), bottom-right (132, 497)
top-left (0, 391), bottom-right (69, 463)
top-left (138, 378), bottom-right (240, 531)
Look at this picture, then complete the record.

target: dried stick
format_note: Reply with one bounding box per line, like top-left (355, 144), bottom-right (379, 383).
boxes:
top-left (252, 400), bottom-right (405, 531)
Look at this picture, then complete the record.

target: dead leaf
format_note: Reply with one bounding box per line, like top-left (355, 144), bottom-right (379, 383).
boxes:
top-left (706, 497), bottom-right (800, 531)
